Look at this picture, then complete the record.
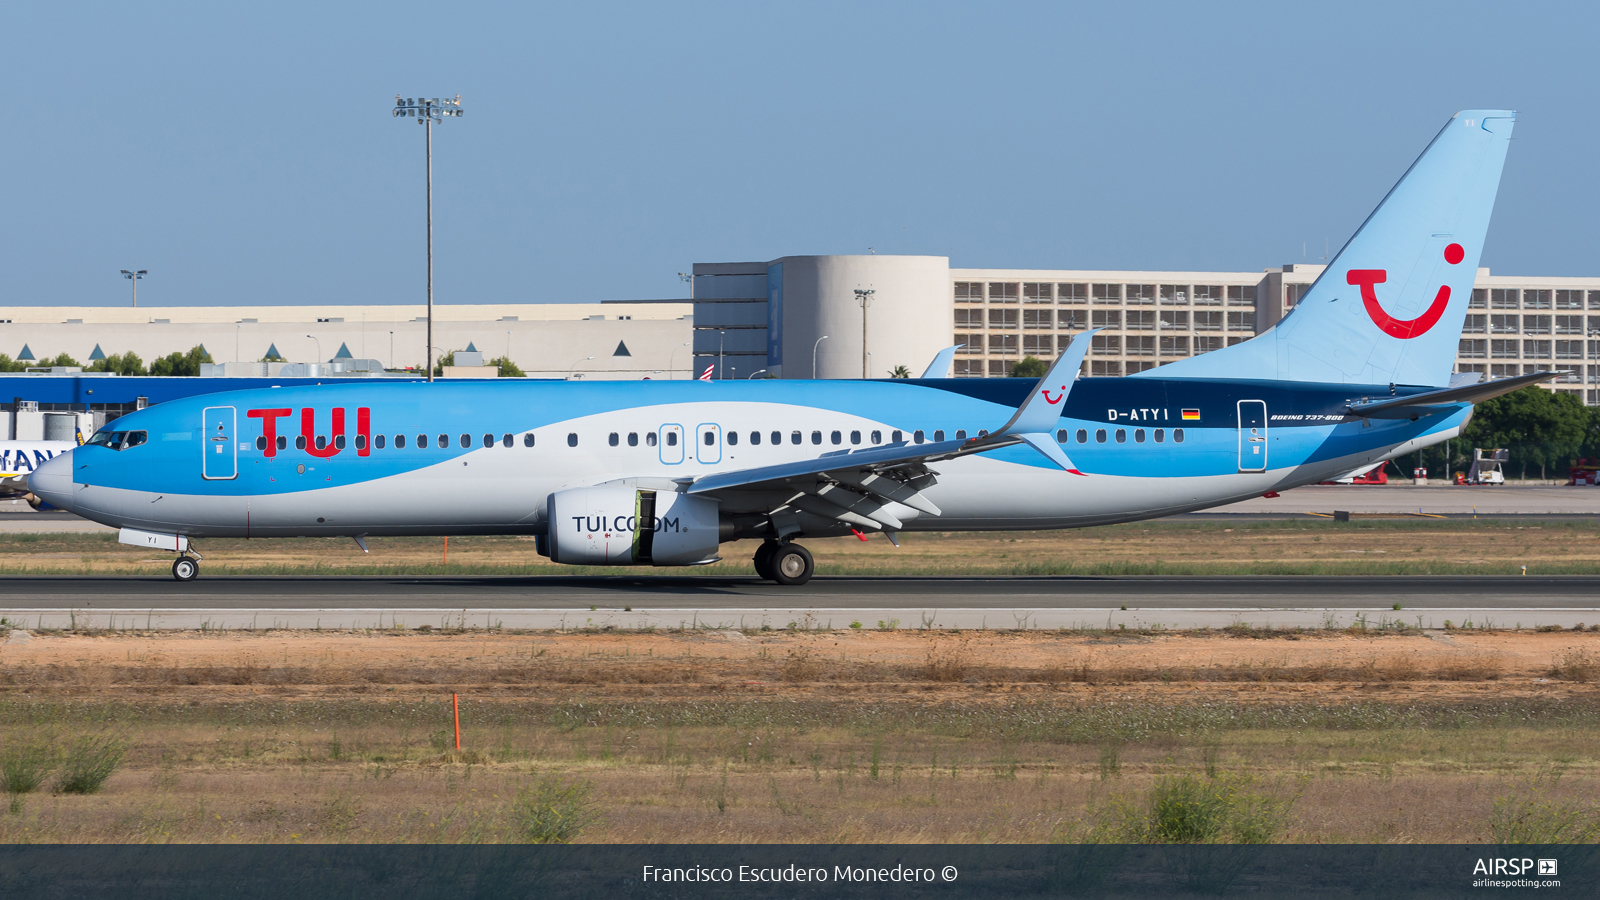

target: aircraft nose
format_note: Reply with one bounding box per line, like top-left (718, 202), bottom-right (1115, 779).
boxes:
top-left (27, 451), bottom-right (76, 511)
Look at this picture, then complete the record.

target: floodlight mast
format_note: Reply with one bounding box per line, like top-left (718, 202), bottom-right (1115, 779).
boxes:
top-left (120, 269), bottom-right (146, 307)
top-left (393, 95), bottom-right (464, 382)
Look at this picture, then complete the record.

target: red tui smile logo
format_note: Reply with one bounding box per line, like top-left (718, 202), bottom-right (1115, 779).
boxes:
top-left (1349, 243), bottom-right (1465, 339)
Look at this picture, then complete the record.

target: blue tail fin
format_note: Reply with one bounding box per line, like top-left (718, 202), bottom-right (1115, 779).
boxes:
top-left (1145, 110), bottom-right (1514, 387)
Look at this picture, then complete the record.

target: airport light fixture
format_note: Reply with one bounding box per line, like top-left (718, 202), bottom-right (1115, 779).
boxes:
top-left (812, 335), bottom-right (829, 379)
top-left (306, 334), bottom-right (322, 364)
top-left (678, 272), bottom-right (694, 301)
top-left (854, 289), bottom-right (874, 378)
top-left (120, 269), bottom-right (147, 307)
top-left (392, 94), bottom-right (465, 383)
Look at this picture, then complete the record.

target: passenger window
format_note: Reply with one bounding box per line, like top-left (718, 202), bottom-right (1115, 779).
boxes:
top-left (608, 433), bottom-right (619, 447)
top-left (276, 436), bottom-right (287, 450)
top-left (523, 433), bottom-right (535, 447)
top-left (851, 430), bottom-right (862, 445)
top-left (775, 431), bottom-right (784, 445)
top-left (315, 436), bottom-right (326, 450)
top-left (296, 436), bottom-right (308, 450)
top-left (628, 432), bottom-right (639, 447)
top-left (830, 430), bottom-right (842, 445)
top-left (704, 431), bottom-right (715, 446)
top-left (870, 430), bottom-right (881, 444)
top-left (376, 434), bottom-right (387, 449)
top-left (727, 431), bottom-right (738, 446)
top-left (666, 432), bottom-right (677, 447)
top-left (355, 435), bottom-right (367, 450)
top-left (891, 430), bottom-right (902, 443)
top-left (1095, 429), bottom-right (1107, 443)
top-left (418, 434), bottom-right (429, 448)
top-left (934, 430), bottom-right (945, 441)
top-left (568, 433), bottom-right (579, 447)
top-left (790, 431), bottom-right (801, 445)
top-left (1154, 429), bottom-right (1164, 443)
top-left (1076, 429), bottom-right (1087, 443)
top-left (1174, 428), bottom-right (1185, 443)
top-left (437, 434), bottom-right (447, 448)
top-left (502, 434), bottom-right (512, 448)
top-left (914, 430), bottom-right (924, 444)
top-left (256, 436), bottom-right (267, 450)
top-left (1134, 429), bottom-right (1145, 443)
top-left (1056, 430), bottom-right (1067, 444)
top-left (811, 431), bottom-right (822, 445)
top-left (483, 434), bottom-right (494, 448)
top-left (646, 432), bottom-right (657, 447)
top-left (395, 434), bottom-right (406, 449)
top-left (1115, 429), bottom-right (1127, 443)
top-left (459, 434), bottom-right (470, 448)
top-left (336, 435), bottom-right (348, 450)
top-left (750, 431), bottom-right (761, 445)
top-left (955, 430), bottom-right (967, 440)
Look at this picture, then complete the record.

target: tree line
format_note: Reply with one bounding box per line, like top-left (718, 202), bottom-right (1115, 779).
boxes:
top-left (0, 346), bottom-right (215, 377)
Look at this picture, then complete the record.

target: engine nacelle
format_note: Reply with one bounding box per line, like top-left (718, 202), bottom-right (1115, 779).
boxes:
top-left (546, 487), bottom-right (720, 566)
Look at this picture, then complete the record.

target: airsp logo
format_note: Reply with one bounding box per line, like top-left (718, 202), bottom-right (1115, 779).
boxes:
top-left (1472, 858), bottom-right (1554, 876)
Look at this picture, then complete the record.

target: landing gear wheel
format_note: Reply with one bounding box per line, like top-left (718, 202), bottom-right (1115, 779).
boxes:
top-left (172, 557), bottom-right (199, 582)
top-left (770, 543), bottom-right (814, 586)
top-left (753, 541), bottom-right (781, 580)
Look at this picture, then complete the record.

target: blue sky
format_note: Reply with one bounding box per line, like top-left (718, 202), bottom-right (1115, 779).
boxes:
top-left (2, 1), bottom-right (1595, 307)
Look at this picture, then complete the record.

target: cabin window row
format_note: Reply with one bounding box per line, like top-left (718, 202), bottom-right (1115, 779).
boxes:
top-left (1055, 427), bottom-right (1186, 445)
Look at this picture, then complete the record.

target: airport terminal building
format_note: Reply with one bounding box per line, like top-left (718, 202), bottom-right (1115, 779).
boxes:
top-left (5, 254), bottom-right (1600, 412)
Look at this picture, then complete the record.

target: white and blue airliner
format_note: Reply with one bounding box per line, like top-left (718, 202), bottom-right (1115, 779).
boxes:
top-left (31, 110), bottom-right (1543, 584)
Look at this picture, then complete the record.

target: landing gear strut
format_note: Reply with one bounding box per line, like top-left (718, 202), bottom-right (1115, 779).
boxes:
top-left (171, 556), bottom-right (199, 582)
top-left (761, 542), bottom-right (813, 586)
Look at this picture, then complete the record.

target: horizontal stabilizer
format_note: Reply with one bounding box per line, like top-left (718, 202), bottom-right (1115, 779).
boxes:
top-left (1346, 371), bottom-right (1556, 418)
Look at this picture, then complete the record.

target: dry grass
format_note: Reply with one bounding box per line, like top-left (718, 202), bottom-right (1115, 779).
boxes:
top-left (3, 629), bottom-right (1600, 843)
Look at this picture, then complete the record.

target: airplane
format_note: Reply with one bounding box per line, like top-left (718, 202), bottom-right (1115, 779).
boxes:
top-left (31, 109), bottom-right (1542, 584)
top-left (2, 439), bottom-right (81, 508)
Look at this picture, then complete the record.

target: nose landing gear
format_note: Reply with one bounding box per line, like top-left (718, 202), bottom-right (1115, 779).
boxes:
top-left (753, 541), bottom-right (813, 586)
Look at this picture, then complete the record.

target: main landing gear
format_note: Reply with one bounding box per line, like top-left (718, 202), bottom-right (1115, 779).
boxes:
top-left (171, 556), bottom-right (200, 582)
top-left (754, 540), bottom-right (814, 586)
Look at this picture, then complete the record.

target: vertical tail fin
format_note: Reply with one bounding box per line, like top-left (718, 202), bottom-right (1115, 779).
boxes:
top-left (1147, 110), bottom-right (1515, 386)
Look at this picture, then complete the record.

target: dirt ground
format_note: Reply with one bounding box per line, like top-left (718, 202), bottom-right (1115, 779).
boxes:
top-left (3, 628), bottom-right (1599, 843)
top-left (4, 517), bottom-right (1600, 575)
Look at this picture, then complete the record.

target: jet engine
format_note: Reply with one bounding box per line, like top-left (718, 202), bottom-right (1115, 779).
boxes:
top-left (546, 487), bottom-right (720, 566)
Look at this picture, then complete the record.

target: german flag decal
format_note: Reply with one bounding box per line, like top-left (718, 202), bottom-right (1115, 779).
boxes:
top-left (1181, 409), bottom-right (1201, 421)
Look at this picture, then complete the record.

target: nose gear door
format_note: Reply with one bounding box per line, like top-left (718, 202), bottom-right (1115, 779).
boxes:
top-left (203, 406), bottom-right (238, 480)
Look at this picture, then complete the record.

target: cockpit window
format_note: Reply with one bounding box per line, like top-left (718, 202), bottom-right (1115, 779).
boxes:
top-left (87, 430), bottom-right (146, 451)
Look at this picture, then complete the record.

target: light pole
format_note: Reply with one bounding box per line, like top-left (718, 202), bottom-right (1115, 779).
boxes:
top-left (120, 269), bottom-right (146, 307)
top-left (717, 330), bottom-right (726, 380)
top-left (678, 272), bottom-right (694, 300)
top-left (568, 356), bottom-right (595, 379)
top-left (747, 368), bottom-right (767, 379)
top-left (854, 289), bottom-right (874, 378)
top-left (389, 331), bottom-right (395, 370)
top-left (393, 94), bottom-right (464, 383)
top-left (306, 334), bottom-right (322, 366)
top-left (668, 341), bottom-right (690, 380)
top-left (812, 335), bottom-right (830, 379)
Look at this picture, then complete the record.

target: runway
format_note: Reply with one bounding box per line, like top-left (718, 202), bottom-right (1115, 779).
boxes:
top-left (5, 574), bottom-right (1598, 632)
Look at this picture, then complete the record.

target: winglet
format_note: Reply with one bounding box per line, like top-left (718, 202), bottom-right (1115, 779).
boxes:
top-left (992, 329), bottom-right (1098, 438)
top-left (919, 345), bottom-right (964, 379)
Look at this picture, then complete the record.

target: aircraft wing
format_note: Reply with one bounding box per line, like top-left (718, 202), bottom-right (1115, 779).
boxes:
top-left (1346, 371), bottom-right (1557, 419)
top-left (682, 331), bottom-right (1098, 534)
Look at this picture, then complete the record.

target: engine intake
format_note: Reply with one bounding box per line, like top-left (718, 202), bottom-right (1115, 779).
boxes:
top-left (546, 487), bottom-right (720, 566)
